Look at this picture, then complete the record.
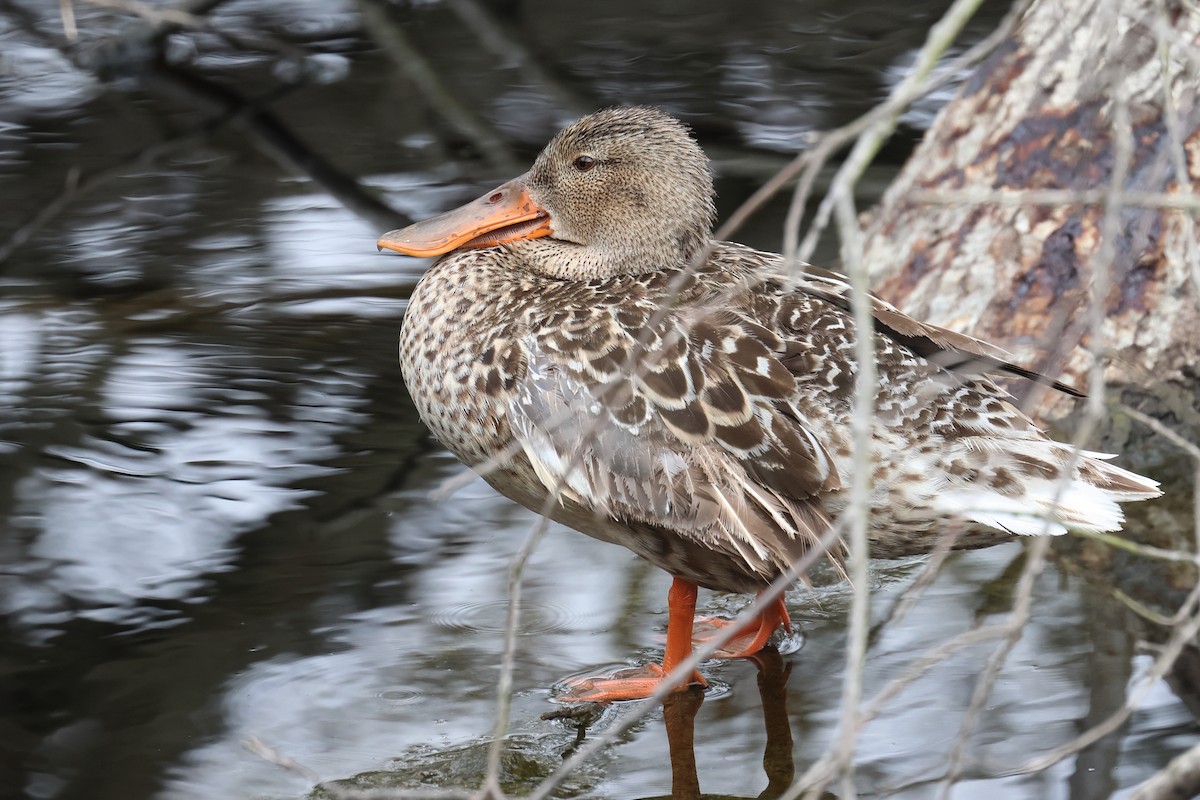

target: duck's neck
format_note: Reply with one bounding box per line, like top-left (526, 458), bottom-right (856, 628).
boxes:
top-left (504, 231), bottom-right (713, 281)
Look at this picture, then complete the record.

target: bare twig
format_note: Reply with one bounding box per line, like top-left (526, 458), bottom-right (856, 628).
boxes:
top-left (59, 0), bottom-right (78, 40)
top-left (1071, 527), bottom-right (1196, 563)
top-left (910, 186), bottom-right (1200, 212)
top-left (243, 736), bottom-right (322, 784)
top-left (1128, 736), bottom-right (1200, 800)
top-left (406, 1), bottom-right (1193, 798)
top-left (868, 525), bottom-right (963, 641)
top-left (827, 163), bottom-right (874, 800)
top-left (1152, 0), bottom-right (1200, 299)
top-left (794, 0), bottom-right (994, 266)
top-left (1121, 405), bottom-right (1200, 463)
top-left (940, 9), bottom-right (1137, 791)
top-left (524, 516), bottom-right (850, 800)
top-left (789, 621), bottom-right (1013, 794)
top-left (717, 0), bottom-right (1032, 252)
top-left (1118, 402), bottom-right (1200, 594)
top-left (479, 515), bottom-right (551, 798)
top-left (358, 0), bottom-right (520, 175)
top-left (936, 536), bottom-right (1052, 797)
top-left (1010, 586), bottom-right (1200, 775)
top-left (81, 0), bottom-right (203, 27)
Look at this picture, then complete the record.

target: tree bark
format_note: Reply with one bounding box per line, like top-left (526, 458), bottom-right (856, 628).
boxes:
top-left (861, 0), bottom-right (1200, 422)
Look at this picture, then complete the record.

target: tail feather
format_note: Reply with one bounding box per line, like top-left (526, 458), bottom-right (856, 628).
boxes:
top-left (934, 443), bottom-right (1161, 536)
top-left (1077, 457), bottom-right (1162, 502)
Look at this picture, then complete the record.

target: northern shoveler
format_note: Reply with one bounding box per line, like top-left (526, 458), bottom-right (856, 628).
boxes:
top-left (378, 106), bottom-right (1161, 702)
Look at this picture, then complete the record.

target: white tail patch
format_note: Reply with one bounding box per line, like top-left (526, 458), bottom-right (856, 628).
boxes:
top-left (936, 475), bottom-right (1135, 536)
top-left (933, 437), bottom-right (1162, 537)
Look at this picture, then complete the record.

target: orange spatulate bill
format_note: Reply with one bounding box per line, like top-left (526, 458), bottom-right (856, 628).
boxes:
top-left (377, 177), bottom-right (552, 257)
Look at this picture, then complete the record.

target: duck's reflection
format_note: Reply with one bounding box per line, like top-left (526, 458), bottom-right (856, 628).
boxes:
top-left (659, 647), bottom-right (795, 800)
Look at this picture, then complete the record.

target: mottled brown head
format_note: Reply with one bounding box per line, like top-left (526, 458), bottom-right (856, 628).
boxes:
top-left (517, 107), bottom-right (716, 277)
top-left (378, 107), bottom-right (717, 279)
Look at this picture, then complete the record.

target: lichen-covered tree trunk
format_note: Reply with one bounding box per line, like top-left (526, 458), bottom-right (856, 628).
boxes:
top-left (860, 0), bottom-right (1200, 645)
top-left (862, 0), bottom-right (1200, 422)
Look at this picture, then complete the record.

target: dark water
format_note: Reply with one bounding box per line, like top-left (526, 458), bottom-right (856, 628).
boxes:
top-left (2, 1), bottom-right (1196, 799)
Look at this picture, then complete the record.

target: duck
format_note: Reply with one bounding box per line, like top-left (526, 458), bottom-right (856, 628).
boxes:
top-left (377, 106), bottom-right (1161, 703)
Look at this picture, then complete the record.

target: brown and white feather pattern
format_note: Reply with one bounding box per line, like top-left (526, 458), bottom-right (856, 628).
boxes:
top-left (399, 240), bottom-right (1160, 593)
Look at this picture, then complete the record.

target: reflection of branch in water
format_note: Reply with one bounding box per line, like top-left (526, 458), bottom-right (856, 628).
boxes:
top-left (0, 81), bottom-right (292, 264)
top-left (70, 0), bottom-right (234, 76)
top-left (5, 0), bottom-right (406, 261)
top-left (0, 72), bottom-right (406, 263)
top-left (1129, 741), bottom-right (1200, 800)
top-left (151, 65), bottom-right (404, 231)
top-left (443, 0), bottom-right (596, 118)
top-left (76, 0), bottom-right (312, 73)
top-left (357, 0), bottom-right (521, 175)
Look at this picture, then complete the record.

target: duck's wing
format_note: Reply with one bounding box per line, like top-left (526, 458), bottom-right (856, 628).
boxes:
top-left (504, 292), bottom-right (841, 581)
top-left (793, 265), bottom-right (1085, 398)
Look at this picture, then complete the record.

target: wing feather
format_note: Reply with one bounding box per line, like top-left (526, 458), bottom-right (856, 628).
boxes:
top-left (505, 295), bottom-right (841, 583)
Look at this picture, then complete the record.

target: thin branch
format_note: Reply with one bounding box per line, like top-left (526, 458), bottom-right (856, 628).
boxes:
top-left (1071, 527), bottom-right (1196, 563)
top-left (788, 622), bottom-right (1013, 794)
top-left (1152, 0), bottom-right (1200, 300)
top-left (829, 167), bottom-right (874, 800)
top-left (936, 536), bottom-right (1052, 797)
top-left (59, 0), bottom-right (78, 40)
top-left (868, 525), bottom-right (963, 642)
top-left (1121, 404), bottom-right (1200, 463)
top-left (943, 7), bottom-right (1194, 786)
top-left (524, 516), bottom-right (850, 800)
top-left (81, 0), bottom-right (203, 27)
top-left (1129, 740), bottom-right (1200, 800)
top-left (1111, 586), bottom-right (1190, 627)
top-left (243, 735), bottom-right (322, 785)
top-left (479, 515), bottom-right (550, 798)
top-left (716, 0), bottom-right (1032, 249)
top-left (909, 187), bottom-right (1200, 212)
top-left (1009, 586), bottom-right (1200, 775)
top-left (938, 2), bottom-right (1138, 792)
top-left (794, 0), bottom-right (993, 265)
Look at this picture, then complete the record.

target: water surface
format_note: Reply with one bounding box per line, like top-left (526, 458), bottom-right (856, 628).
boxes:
top-left (1, 2), bottom-right (1195, 799)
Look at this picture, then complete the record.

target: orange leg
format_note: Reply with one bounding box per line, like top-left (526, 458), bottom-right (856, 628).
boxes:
top-left (557, 577), bottom-right (707, 703)
top-left (692, 590), bottom-right (792, 659)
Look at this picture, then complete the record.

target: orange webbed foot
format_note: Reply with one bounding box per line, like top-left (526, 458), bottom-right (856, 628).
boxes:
top-left (556, 663), bottom-right (706, 703)
top-left (693, 594), bottom-right (793, 659)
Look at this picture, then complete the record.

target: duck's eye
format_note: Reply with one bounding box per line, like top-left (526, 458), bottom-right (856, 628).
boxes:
top-left (572, 155), bottom-right (596, 172)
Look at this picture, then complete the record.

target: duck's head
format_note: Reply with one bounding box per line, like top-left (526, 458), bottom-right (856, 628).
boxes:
top-left (377, 107), bottom-right (716, 279)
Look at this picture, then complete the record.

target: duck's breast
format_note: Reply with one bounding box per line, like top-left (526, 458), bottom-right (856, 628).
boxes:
top-left (399, 252), bottom-right (531, 465)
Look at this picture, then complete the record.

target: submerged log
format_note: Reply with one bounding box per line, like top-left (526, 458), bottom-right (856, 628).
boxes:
top-left (861, 0), bottom-right (1200, 422)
